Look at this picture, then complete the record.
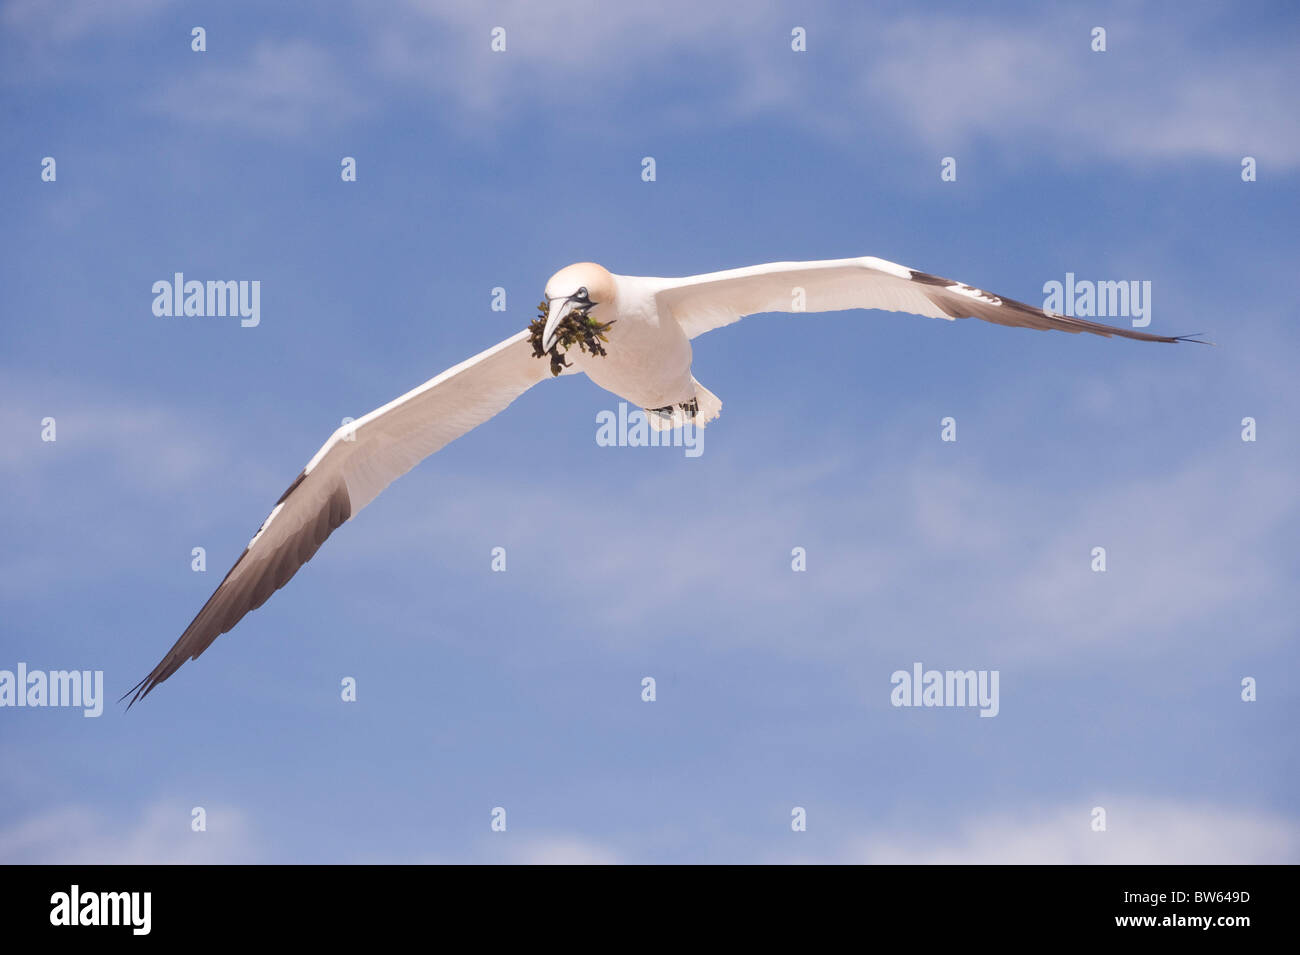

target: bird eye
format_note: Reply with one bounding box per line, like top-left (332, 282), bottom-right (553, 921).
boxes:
top-left (576, 287), bottom-right (588, 299)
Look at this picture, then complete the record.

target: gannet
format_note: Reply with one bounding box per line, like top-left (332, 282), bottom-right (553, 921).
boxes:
top-left (126, 256), bottom-right (1203, 704)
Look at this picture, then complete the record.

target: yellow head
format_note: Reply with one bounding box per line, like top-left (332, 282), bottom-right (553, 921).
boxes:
top-left (541, 262), bottom-right (615, 351)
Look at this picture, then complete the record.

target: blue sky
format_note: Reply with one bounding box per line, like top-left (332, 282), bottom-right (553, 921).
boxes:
top-left (1, 0), bottom-right (1297, 863)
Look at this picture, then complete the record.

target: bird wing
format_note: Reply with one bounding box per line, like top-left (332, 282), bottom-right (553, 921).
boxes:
top-left (126, 329), bottom-right (551, 705)
top-left (652, 256), bottom-right (1202, 343)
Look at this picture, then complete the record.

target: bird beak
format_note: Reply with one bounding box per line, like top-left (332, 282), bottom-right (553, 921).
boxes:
top-left (541, 297), bottom-right (572, 353)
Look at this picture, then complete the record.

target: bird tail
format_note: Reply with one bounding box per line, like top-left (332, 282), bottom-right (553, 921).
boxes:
top-left (645, 378), bottom-right (723, 431)
top-left (689, 379), bottom-right (722, 427)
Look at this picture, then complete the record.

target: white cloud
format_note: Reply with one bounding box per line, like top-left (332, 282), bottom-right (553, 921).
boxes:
top-left (503, 835), bottom-right (622, 865)
top-left (8, 0), bottom-right (1294, 166)
top-left (340, 426), bottom-right (1293, 666)
top-left (2, 0), bottom-right (171, 46)
top-left (996, 460), bottom-right (1292, 655)
top-left (0, 802), bottom-right (260, 864)
top-left (147, 39), bottom-right (366, 135)
top-left (0, 391), bottom-right (214, 491)
top-left (0, 376), bottom-right (276, 600)
top-left (368, 0), bottom-right (798, 119)
top-left (839, 798), bottom-right (1300, 864)
top-left (406, 834), bottom-right (622, 864)
top-left (863, 14), bottom-right (1300, 168)
top-left (367, 1), bottom-right (1298, 167)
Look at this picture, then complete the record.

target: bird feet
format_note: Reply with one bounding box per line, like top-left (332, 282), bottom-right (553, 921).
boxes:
top-left (646, 397), bottom-right (699, 421)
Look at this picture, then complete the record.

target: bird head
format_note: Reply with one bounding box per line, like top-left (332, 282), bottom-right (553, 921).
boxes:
top-left (541, 262), bottom-right (615, 352)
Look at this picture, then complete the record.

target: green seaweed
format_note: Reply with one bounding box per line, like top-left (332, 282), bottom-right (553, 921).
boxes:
top-left (527, 300), bottom-right (615, 377)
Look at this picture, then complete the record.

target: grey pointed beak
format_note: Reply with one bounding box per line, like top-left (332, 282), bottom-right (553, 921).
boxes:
top-left (541, 297), bottom-right (573, 353)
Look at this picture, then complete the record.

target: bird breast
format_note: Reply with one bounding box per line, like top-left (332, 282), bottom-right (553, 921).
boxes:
top-left (576, 276), bottom-right (694, 409)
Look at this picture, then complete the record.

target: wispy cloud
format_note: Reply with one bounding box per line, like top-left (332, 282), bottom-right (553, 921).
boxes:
top-left (352, 1), bottom-right (1300, 168)
top-left (7, 1), bottom-right (1294, 168)
top-left (147, 38), bottom-right (367, 136)
top-left (0, 376), bottom-right (275, 600)
top-left (0, 385), bottom-right (216, 491)
top-left (498, 835), bottom-right (622, 865)
top-left (336, 431), bottom-right (1293, 666)
top-left (864, 13), bottom-right (1300, 168)
top-left (836, 798), bottom-right (1300, 864)
top-left (369, 0), bottom-right (793, 113)
top-left (2, 0), bottom-right (171, 47)
top-left (0, 801), bottom-right (260, 864)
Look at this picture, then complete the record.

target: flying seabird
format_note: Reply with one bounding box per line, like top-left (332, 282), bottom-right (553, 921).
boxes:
top-left (125, 255), bottom-right (1204, 705)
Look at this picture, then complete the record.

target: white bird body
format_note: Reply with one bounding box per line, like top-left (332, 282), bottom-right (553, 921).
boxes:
top-left (126, 254), bottom-right (1204, 705)
top-left (569, 272), bottom-right (695, 412)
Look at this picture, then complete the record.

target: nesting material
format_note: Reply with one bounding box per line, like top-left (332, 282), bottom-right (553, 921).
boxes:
top-left (528, 300), bottom-right (615, 376)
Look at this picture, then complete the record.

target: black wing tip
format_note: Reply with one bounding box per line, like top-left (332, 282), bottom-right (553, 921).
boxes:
top-left (120, 665), bottom-right (169, 710)
top-left (119, 675), bottom-right (152, 710)
top-left (1173, 333), bottom-right (1216, 346)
